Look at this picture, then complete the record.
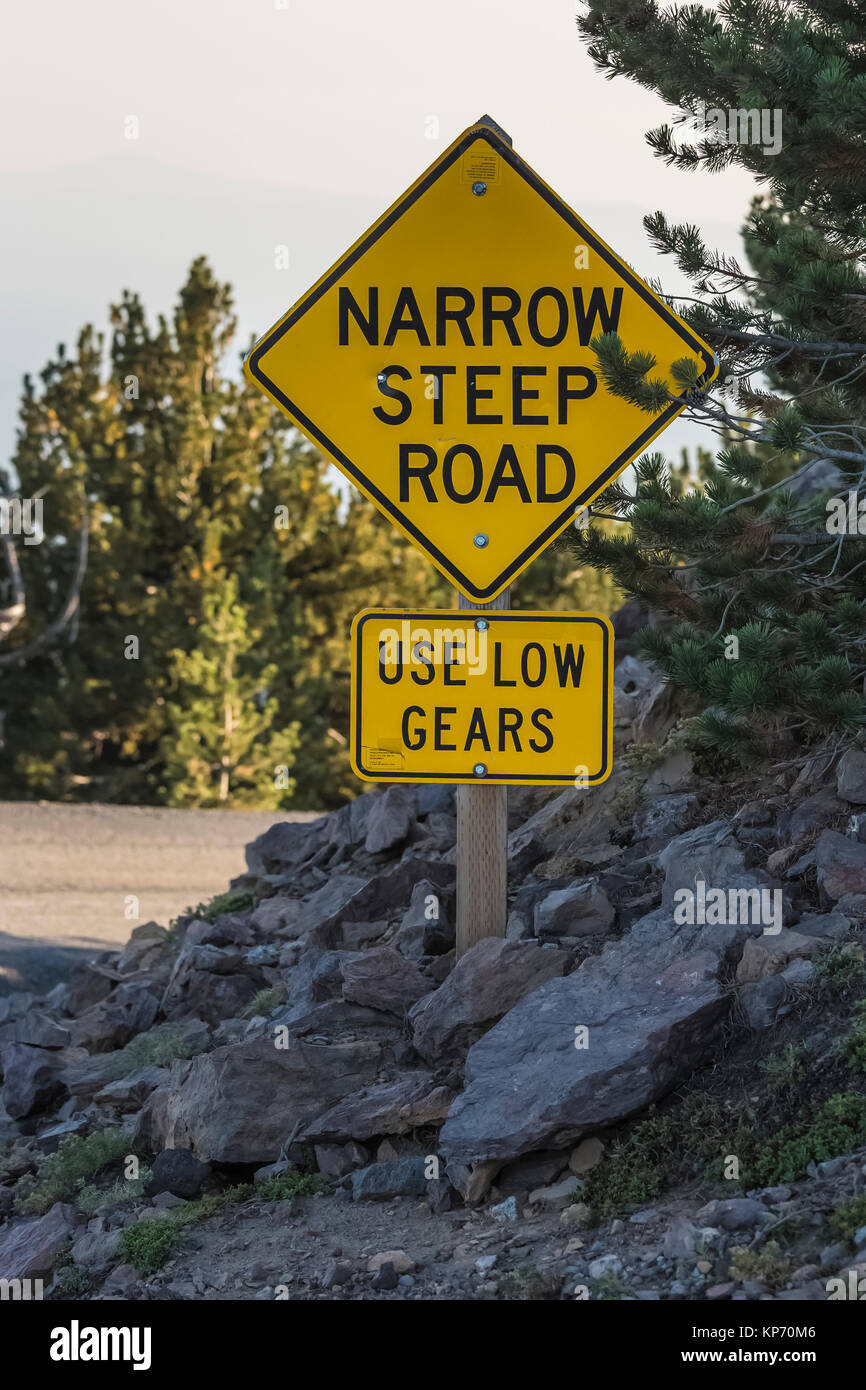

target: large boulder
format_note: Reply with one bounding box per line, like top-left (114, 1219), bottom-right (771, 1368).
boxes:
top-left (364, 786), bottom-right (416, 854)
top-left (836, 749), bottom-right (866, 805)
top-left (0, 1203), bottom-right (82, 1280)
top-left (533, 881), bottom-right (615, 938)
top-left (816, 830), bottom-right (866, 902)
top-left (309, 859), bottom-right (455, 950)
top-left (1, 1043), bottom-right (83, 1119)
top-left (301, 1073), bottom-right (454, 1143)
top-left (245, 817), bottom-right (329, 875)
top-left (134, 1032), bottom-right (387, 1164)
top-left (340, 947), bottom-right (428, 1015)
top-left (69, 983), bottom-right (159, 1053)
top-left (440, 910), bottom-right (737, 1187)
top-left (409, 938), bottom-right (567, 1063)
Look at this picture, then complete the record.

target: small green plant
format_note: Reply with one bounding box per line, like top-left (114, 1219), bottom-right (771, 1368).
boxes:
top-left (242, 985), bottom-right (286, 1020)
top-left (583, 1091), bottom-right (728, 1215)
top-left (52, 1264), bottom-right (92, 1298)
top-left (117, 1188), bottom-right (253, 1276)
top-left (592, 1271), bottom-right (624, 1300)
top-left (761, 1042), bottom-right (807, 1091)
top-left (830, 1194), bottom-right (866, 1244)
top-left (197, 891), bottom-right (254, 924)
top-left (813, 948), bottom-right (866, 994)
top-left (76, 1166), bottom-right (152, 1216)
top-left (494, 1264), bottom-right (561, 1300)
top-left (15, 1130), bottom-right (133, 1216)
top-left (255, 1168), bottom-right (327, 1201)
top-left (748, 1092), bottom-right (866, 1186)
top-left (843, 1000), bottom-right (866, 1074)
top-left (106, 1024), bottom-right (209, 1080)
top-left (728, 1240), bottom-right (791, 1290)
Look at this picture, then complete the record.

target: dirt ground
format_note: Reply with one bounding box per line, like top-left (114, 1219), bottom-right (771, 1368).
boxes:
top-left (0, 801), bottom-right (319, 995)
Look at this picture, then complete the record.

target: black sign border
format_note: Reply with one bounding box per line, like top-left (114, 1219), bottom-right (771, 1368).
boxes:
top-left (352, 609), bottom-right (611, 784)
top-left (247, 127), bottom-right (716, 601)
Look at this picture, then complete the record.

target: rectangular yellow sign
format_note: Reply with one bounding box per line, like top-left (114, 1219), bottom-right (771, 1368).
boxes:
top-left (351, 609), bottom-right (613, 786)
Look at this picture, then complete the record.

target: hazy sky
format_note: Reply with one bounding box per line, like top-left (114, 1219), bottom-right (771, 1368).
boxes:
top-left (1, 0), bottom-right (754, 468)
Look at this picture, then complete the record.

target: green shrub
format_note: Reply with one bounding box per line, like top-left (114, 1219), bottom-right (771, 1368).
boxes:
top-left (843, 1000), bottom-right (866, 1074)
top-left (197, 891), bottom-right (254, 924)
top-left (15, 1130), bottom-right (133, 1215)
top-left (830, 1194), bottom-right (866, 1244)
top-left (117, 1188), bottom-right (251, 1276)
top-left (728, 1240), bottom-right (790, 1290)
top-left (76, 1166), bottom-right (152, 1216)
top-left (242, 986), bottom-right (286, 1020)
top-left (748, 1092), bottom-right (866, 1186)
top-left (813, 948), bottom-right (866, 993)
top-left (255, 1169), bottom-right (327, 1201)
top-left (107, 1024), bottom-right (209, 1080)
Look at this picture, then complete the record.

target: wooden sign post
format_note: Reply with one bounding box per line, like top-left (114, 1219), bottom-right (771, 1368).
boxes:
top-left (455, 586), bottom-right (510, 955)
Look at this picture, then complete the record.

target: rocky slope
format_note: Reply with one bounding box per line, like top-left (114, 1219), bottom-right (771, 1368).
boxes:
top-left (2, 657), bottom-right (866, 1301)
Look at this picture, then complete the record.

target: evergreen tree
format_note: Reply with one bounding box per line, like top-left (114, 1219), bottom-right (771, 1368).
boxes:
top-left (159, 573), bottom-right (299, 807)
top-left (574, 0), bottom-right (866, 764)
top-left (0, 258), bottom-right (432, 806)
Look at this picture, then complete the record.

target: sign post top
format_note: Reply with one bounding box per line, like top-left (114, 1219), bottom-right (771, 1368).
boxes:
top-left (246, 118), bottom-right (716, 601)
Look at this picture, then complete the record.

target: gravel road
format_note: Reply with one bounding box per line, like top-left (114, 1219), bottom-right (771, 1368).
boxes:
top-left (0, 801), bottom-right (319, 994)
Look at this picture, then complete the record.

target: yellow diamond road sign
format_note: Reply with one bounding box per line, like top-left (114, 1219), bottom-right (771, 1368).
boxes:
top-left (246, 118), bottom-right (717, 601)
top-left (351, 609), bottom-right (613, 786)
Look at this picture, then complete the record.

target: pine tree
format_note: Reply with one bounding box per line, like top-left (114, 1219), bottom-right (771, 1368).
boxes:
top-left (0, 259), bottom-right (433, 805)
top-left (159, 573), bottom-right (299, 807)
top-left (574, 0), bottom-right (866, 764)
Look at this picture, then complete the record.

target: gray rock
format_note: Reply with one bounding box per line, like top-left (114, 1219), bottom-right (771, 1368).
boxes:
top-left (588, 1254), bottom-right (622, 1280)
top-left (738, 976), bottom-right (787, 1029)
top-left (292, 875), bottom-right (371, 939)
top-left (309, 859), bottom-right (455, 950)
top-left (633, 794), bottom-right (700, 850)
top-left (0, 1203), bottom-right (81, 1279)
top-left (134, 1031), bottom-right (387, 1164)
top-left (394, 880), bottom-right (455, 959)
top-left (340, 947), bottom-right (428, 1016)
top-left (351, 1156), bottom-right (429, 1201)
top-left (417, 785), bottom-right (455, 817)
top-left (0, 1012), bottom-right (71, 1049)
top-left (302, 1073), bottom-right (453, 1143)
top-left (817, 830), bottom-right (866, 901)
top-left (837, 749), bottom-right (866, 804)
top-left (489, 1196), bottom-right (518, 1223)
top-left (364, 786), bottom-right (416, 854)
top-left (496, 1151), bottom-right (568, 1196)
top-left (313, 1142), bottom-right (369, 1178)
top-left (145, 1147), bottom-right (211, 1199)
top-left (70, 1225), bottom-right (122, 1274)
top-left (1, 1042), bottom-right (78, 1119)
top-left (409, 937), bottom-right (567, 1063)
top-left (93, 1065), bottom-right (169, 1112)
top-left (795, 912), bottom-right (851, 941)
top-left (663, 1216), bottom-right (697, 1258)
top-left (69, 983), bottom-right (159, 1053)
top-left (439, 894), bottom-right (754, 1182)
top-left (777, 788), bottom-right (840, 842)
top-left (534, 881), bottom-right (615, 939)
top-left (696, 1198), bottom-right (767, 1231)
top-left (371, 1260), bottom-right (398, 1289)
top-left (245, 817), bottom-right (329, 875)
